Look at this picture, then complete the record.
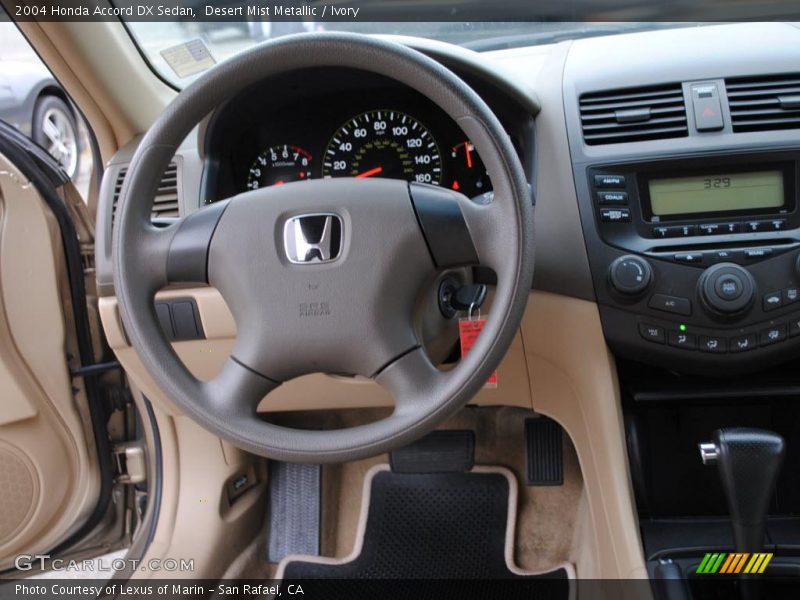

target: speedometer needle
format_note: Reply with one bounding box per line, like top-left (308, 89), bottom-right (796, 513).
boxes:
top-left (356, 166), bottom-right (383, 179)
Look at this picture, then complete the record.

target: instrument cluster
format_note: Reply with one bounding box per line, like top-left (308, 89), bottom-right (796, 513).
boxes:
top-left (203, 69), bottom-right (513, 204)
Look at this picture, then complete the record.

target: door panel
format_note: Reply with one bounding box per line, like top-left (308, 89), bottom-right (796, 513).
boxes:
top-left (0, 153), bottom-right (99, 569)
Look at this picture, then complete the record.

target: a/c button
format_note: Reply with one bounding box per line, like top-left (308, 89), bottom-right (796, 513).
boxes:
top-left (648, 294), bottom-right (692, 316)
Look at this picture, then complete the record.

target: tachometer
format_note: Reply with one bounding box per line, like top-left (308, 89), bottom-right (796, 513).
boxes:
top-left (322, 110), bottom-right (442, 185)
top-left (246, 144), bottom-right (312, 190)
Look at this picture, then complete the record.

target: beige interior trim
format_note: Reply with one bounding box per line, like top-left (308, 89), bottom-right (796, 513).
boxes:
top-left (523, 292), bottom-right (647, 580)
top-left (275, 463), bottom-right (576, 583)
top-left (100, 287), bottom-right (645, 580)
top-left (0, 154), bottom-right (99, 567)
top-left (123, 387), bottom-right (268, 581)
top-left (98, 288), bottom-right (533, 413)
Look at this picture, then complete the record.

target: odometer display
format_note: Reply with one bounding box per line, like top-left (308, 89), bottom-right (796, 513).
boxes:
top-left (322, 110), bottom-right (442, 185)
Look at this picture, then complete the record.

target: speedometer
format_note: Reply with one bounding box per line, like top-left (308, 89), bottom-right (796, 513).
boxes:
top-left (322, 110), bottom-right (442, 185)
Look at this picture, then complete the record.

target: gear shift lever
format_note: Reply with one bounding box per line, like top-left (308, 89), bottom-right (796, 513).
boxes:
top-left (700, 428), bottom-right (785, 551)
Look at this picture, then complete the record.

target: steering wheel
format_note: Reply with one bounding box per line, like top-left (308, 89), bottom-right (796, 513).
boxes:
top-left (113, 33), bottom-right (534, 462)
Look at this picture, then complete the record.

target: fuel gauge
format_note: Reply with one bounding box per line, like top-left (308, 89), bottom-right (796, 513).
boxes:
top-left (448, 141), bottom-right (490, 197)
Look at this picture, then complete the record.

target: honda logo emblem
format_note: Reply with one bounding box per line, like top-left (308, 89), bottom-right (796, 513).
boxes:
top-left (283, 213), bottom-right (343, 264)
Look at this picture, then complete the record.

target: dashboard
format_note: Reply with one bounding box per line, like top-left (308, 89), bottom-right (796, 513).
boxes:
top-left (201, 68), bottom-right (531, 204)
top-left (96, 23), bottom-right (800, 378)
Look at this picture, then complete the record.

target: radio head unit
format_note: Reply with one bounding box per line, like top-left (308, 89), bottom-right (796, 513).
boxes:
top-left (590, 152), bottom-right (799, 253)
top-left (582, 150), bottom-right (800, 375)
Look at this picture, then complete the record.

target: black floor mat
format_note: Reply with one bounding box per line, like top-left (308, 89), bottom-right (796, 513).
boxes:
top-left (281, 470), bottom-right (570, 599)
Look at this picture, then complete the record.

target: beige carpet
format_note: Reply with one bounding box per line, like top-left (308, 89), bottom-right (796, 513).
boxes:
top-left (223, 406), bottom-right (583, 578)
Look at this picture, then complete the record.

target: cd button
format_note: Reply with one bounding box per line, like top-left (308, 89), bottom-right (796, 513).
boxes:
top-left (596, 191), bottom-right (628, 205)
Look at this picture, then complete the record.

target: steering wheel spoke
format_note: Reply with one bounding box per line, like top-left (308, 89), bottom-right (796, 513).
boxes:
top-left (374, 347), bottom-right (445, 414)
top-left (201, 357), bottom-right (280, 416)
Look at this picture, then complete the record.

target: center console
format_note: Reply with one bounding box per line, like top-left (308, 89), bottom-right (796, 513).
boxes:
top-left (580, 151), bottom-right (800, 374)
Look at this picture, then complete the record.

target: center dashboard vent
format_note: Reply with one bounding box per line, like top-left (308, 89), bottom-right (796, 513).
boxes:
top-left (579, 84), bottom-right (688, 145)
top-left (112, 161), bottom-right (180, 220)
top-left (726, 73), bottom-right (800, 133)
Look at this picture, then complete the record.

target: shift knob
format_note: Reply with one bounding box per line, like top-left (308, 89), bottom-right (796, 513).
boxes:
top-left (700, 428), bottom-right (785, 551)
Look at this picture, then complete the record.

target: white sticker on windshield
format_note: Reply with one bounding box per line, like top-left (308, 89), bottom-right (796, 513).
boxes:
top-left (160, 39), bottom-right (216, 79)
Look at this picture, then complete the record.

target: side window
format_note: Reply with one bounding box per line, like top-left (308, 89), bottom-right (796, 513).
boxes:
top-left (0, 12), bottom-right (95, 200)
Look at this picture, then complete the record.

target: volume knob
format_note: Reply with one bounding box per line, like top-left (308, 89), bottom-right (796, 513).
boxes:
top-left (609, 255), bottom-right (652, 295)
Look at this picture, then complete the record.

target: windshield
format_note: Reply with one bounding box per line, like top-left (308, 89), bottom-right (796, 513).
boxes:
top-left (123, 20), bottom-right (685, 88)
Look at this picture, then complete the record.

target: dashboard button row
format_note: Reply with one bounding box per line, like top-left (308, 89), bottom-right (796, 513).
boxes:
top-left (652, 219), bottom-right (787, 239)
top-left (661, 247), bottom-right (776, 266)
top-left (763, 286), bottom-right (800, 312)
top-left (639, 318), bottom-right (800, 353)
top-left (653, 225), bottom-right (696, 238)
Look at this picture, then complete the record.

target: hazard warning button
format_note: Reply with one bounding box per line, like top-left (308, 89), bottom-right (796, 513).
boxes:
top-left (690, 82), bottom-right (724, 131)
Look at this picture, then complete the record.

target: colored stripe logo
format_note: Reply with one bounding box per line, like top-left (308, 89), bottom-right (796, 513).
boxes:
top-left (696, 553), bottom-right (773, 574)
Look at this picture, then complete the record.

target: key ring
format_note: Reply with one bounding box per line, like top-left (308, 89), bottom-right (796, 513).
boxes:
top-left (468, 301), bottom-right (481, 320)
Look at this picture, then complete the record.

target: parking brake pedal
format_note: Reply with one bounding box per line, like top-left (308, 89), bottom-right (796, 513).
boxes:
top-left (525, 417), bottom-right (564, 486)
top-left (267, 462), bottom-right (321, 562)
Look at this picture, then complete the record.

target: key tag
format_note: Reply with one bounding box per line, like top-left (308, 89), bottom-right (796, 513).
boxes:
top-left (458, 302), bottom-right (498, 388)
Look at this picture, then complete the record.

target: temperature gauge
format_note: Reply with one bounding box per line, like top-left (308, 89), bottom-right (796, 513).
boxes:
top-left (448, 141), bottom-right (490, 197)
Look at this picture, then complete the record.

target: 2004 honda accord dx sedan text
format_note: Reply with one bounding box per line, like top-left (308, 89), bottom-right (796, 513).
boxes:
top-left (1, 3), bottom-right (800, 600)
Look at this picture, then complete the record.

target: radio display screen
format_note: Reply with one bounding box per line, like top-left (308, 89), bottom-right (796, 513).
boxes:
top-left (648, 170), bottom-right (785, 217)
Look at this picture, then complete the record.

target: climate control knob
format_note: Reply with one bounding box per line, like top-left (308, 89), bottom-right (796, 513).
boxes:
top-left (698, 263), bottom-right (756, 317)
top-left (609, 255), bottom-right (652, 295)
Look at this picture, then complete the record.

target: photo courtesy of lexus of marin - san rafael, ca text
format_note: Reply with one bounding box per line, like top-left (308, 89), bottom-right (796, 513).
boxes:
top-left (1, 2), bottom-right (800, 600)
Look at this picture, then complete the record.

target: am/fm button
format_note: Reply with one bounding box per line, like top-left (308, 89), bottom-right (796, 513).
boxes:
top-left (594, 174), bottom-right (626, 188)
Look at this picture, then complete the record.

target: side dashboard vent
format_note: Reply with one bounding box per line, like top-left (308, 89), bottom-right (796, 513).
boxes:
top-left (579, 84), bottom-right (688, 145)
top-left (726, 73), bottom-right (800, 133)
top-left (112, 161), bottom-right (180, 220)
